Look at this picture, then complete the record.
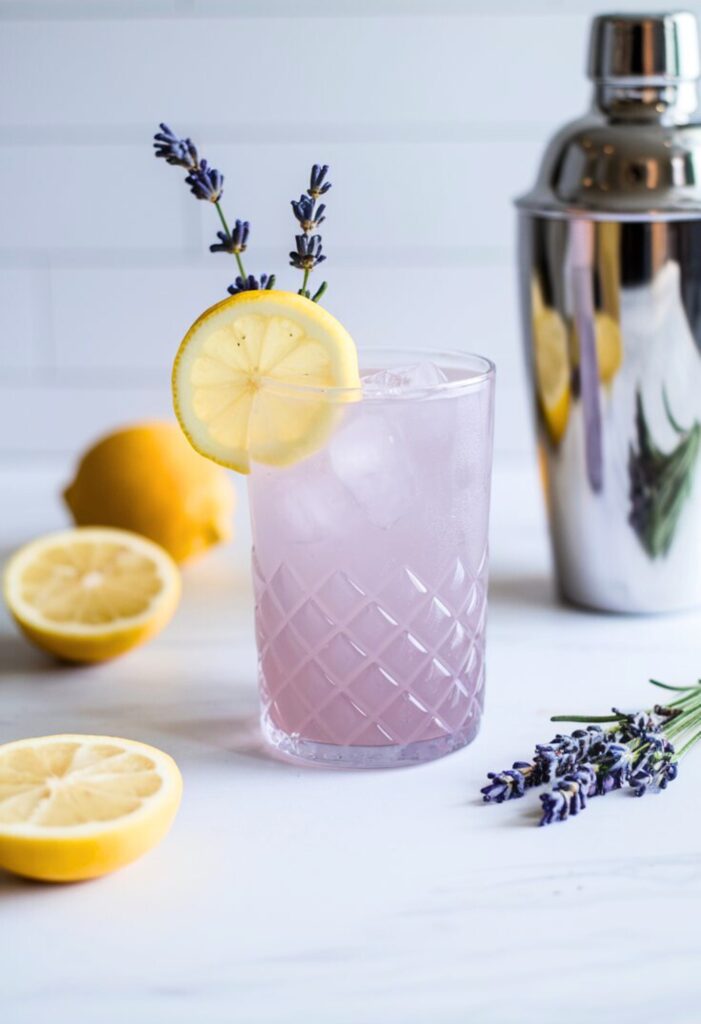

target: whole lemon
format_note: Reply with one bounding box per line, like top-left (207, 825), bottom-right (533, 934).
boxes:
top-left (64, 422), bottom-right (235, 563)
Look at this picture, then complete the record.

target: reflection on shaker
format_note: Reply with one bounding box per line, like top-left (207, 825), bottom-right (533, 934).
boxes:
top-left (531, 279), bottom-right (570, 446)
top-left (572, 260), bottom-right (604, 493)
top-left (628, 389), bottom-right (701, 559)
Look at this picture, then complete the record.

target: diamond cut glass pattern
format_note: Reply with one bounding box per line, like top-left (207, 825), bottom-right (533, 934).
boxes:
top-left (253, 555), bottom-right (488, 750)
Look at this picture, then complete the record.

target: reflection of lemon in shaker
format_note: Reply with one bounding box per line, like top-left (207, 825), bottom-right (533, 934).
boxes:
top-left (572, 312), bottom-right (623, 385)
top-left (532, 307), bottom-right (570, 443)
top-left (594, 312), bottom-right (623, 383)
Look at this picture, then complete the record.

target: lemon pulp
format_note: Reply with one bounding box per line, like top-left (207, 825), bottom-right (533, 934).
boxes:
top-left (4, 527), bottom-right (180, 662)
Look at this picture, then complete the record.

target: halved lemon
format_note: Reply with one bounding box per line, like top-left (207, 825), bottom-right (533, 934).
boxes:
top-left (172, 290), bottom-right (360, 473)
top-left (4, 527), bottom-right (180, 663)
top-left (532, 307), bottom-right (571, 444)
top-left (0, 734), bottom-right (182, 881)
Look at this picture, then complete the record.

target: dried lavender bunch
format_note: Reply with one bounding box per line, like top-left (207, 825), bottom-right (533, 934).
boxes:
top-left (290, 164), bottom-right (331, 303)
top-left (481, 678), bottom-right (701, 826)
top-left (628, 389), bottom-right (701, 558)
top-left (480, 725), bottom-right (608, 802)
top-left (153, 122), bottom-right (274, 296)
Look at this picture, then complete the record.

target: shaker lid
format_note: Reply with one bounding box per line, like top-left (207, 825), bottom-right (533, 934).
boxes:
top-left (516, 11), bottom-right (701, 219)
top-left (588, 12), bottom-right (700, 82)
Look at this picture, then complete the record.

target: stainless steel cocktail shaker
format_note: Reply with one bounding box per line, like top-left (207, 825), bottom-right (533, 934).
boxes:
top-left (516, 12), bottom-right (701, 613)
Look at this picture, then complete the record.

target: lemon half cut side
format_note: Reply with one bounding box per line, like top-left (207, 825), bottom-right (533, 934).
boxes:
top-left (4, 527), bottom-right (181, 663)
top-left (0, 734), bottom-right (182, 881)
top-left (172, 290), bottom-right (360, 473)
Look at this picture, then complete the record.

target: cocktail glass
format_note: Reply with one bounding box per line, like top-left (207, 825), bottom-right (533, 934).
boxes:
top-left (248, 348), bottom-right (495, 768)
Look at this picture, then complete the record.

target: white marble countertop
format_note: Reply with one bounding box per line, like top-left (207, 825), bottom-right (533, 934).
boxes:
top-left (2, 458), bottom-right (701, 1024)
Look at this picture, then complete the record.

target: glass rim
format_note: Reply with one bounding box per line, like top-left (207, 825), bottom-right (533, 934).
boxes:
top-left (260, 347), bottom-right (496, 401)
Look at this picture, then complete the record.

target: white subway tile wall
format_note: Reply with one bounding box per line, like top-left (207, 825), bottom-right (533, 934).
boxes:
top-left (0, 0), bottom-right (686, 459)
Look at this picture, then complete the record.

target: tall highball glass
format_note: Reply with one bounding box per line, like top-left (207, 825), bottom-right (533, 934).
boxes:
top-left (248, 349), bottom-right (495, 768)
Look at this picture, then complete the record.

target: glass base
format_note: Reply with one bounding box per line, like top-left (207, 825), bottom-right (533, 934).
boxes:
top-left (261, 710), bottom-right (481, 769)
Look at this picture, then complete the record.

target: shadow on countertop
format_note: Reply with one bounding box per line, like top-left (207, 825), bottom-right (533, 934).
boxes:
top-left (488, 570), bottom-right (557, 612)
top-left (0, 632), bottom-right (70, 677)
top-left (0, 868), bottom-right (88, 897)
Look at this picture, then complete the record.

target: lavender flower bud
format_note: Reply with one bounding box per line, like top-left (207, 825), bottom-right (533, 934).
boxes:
top-left (596, 742), bottom-right (633, 792)
top-left (185, 160), bottom-right (224, 203)
top-left (153, 123), bottom-right (198, 169)
top-left (308, 163), bottom-right (332, 199)
top-left (658, 760), bottom-right (678, 788)
top-left (539, 764), bottom-right (597, 825)
top-left (227, 273), bottom-right (276, 296)
top-left (210, 220), bottom-right (250, 254)
top-left (481, 768), bottom-right (527, 803)
top-left (291, 195), bottom-right (326, 231)
top-left (289, 234), bottom-right (325, 271)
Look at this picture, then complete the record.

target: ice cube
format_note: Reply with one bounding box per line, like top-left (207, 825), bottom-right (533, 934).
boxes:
top-left (362, 361), bottom-right (448, 396)
top-left (360, 369), bottom-right (404, 396)
top-left (251, 452), bottom-right (356, 544)
top-left (268, 460), bottom-right (353, 545)
top-left (328, 410), bottom-right (417, 528)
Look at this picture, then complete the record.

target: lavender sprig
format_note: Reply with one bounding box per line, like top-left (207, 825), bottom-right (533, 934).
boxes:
top-left (481, 678), bottom-right (701, 826)
top-left (154, 123), bottom-right (275, 295)
top-left (290, 164), bottom-right (331, 302)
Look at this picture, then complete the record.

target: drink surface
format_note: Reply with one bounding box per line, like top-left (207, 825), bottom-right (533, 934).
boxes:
top-left (248, 361), bottom-right (494, 761)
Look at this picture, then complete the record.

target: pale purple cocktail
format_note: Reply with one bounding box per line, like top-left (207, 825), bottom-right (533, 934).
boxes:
top-left (248, 350), bottom-right (495, 768)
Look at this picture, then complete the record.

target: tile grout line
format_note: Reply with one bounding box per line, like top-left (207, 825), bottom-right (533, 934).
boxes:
top-left (34, 257), bottom-right (56, 377)
top-left (0, 124), bottom-right (553, 146)
top-left (0, 2), bottom-right (604, 23)
top-left (0, 246), bottom-right (514, 270)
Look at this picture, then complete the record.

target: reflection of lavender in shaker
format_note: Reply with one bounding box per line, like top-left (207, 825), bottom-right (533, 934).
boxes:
top-left (516, 12), bottom-right (701, 613)
top-left (571, 221), bottom-right (603, 493)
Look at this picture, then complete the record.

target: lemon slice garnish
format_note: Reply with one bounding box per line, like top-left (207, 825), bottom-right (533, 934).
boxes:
top-left (4, 527), bottom-right (180, 663)
top-left (0, 734), bottom-right (182, 881)
top-left (172, 290), bottom-right (360, 473)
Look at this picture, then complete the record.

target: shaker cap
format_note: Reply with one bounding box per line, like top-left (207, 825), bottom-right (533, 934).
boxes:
top-left (588, 11), bottom-right (700, 82)
top-left (516, 10), bottom-right (701, 218)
